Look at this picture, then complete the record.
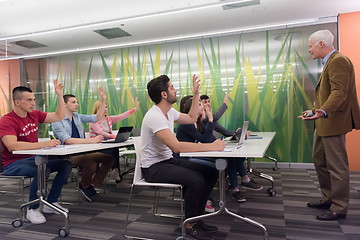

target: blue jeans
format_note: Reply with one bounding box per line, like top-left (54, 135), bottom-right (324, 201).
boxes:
top-left (3, 156), bottom-right (72, 209)
top-left (227, 158), bottom-right (247, 189)
top-left (188, 157), bottom-right (216, 168)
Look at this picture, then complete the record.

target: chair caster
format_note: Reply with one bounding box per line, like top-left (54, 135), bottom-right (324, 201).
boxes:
top-left (176, 237), bottom-right (185, 240)
top-left (267, 188), bottom-right (276, 196)
top-left (12, 219), bottom-right (23, 228)
top-left (272, 167), bottom-right (278, 171)
top-left (59, 227), bottom-right (70, 237)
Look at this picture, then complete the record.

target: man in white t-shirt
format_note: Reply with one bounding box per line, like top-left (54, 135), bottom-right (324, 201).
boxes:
top-left (140, 74), bottom-right (224, 240)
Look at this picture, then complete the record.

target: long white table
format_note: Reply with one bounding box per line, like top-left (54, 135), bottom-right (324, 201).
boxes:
top-left (11, 140), bottom-right (133, 237)
top-left (180, 132), bottom-right (276, 240)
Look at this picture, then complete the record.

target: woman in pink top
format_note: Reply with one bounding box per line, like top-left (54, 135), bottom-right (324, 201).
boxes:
top-left (90, 98), bottom-right (139, 188)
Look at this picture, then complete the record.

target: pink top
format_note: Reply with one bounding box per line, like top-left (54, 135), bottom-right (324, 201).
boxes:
top-left (89, 109), bottom-right (135, 139)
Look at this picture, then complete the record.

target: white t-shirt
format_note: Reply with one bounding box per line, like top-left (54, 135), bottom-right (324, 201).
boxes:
top-left (140, 105), bottom-right (180, 168)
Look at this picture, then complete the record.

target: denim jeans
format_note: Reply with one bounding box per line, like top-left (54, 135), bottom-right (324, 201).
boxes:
top-left (227, 158), bottom-right (247, 189)
top-left (3, 156), bottom-right (72, 209)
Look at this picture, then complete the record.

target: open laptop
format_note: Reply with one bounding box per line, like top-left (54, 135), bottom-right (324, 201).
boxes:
top-left (223, 121), bottom-right (249, 151)
top-left (102, 126), bottom-right (133, 143)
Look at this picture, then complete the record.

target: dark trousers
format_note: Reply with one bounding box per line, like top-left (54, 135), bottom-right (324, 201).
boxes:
top-left (142, 158), bottom-right (218, 219)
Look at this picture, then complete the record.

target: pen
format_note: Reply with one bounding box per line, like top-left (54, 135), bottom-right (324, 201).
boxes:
top-left (50, 135), bottom-right (56, 140)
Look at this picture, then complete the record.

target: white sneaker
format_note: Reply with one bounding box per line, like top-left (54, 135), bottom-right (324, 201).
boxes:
top-left (43, 202), bottom-right (69, 214)
top-left (26, 208), bottom-right (46, 224)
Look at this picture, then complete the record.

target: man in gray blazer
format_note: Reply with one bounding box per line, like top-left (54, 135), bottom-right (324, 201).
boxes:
top-left (300, 30), bottom-right (360, 220)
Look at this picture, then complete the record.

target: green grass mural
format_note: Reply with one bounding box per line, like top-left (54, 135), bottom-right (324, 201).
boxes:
top-left (27, 24), bottom-right (333, 164)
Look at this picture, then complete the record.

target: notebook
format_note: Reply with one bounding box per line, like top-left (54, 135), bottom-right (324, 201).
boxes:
top-left (102, 126), bottom-right (133, 143)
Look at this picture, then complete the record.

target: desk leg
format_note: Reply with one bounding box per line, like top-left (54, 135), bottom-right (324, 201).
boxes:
top-left (12, 156), bottom-right (70, 237)
top-left (181, 159), bottom-right (268, 240)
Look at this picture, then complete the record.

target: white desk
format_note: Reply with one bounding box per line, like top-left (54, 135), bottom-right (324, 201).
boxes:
top-left (180, 132), bottom-right (275, 240)
top-left (11, 140), bottom-right (133, 237)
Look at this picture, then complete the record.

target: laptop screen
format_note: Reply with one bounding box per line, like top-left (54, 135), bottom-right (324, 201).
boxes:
top-left (237, 121), bottom-right (249, 145)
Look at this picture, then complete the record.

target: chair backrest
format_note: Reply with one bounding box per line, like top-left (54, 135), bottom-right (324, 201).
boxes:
top-left (132, 136), bottom-right (143, 184)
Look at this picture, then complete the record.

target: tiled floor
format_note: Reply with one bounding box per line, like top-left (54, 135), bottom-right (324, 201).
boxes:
top-left (0, 168), bottom-right (359, 240)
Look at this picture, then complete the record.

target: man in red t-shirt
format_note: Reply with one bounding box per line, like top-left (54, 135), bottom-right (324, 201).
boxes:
top-left (0, 80), bottom-right (72, 225)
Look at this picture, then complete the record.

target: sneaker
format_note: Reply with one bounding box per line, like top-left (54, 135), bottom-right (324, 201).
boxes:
top-left (186, 223), bottom-right (213, 240)
top-left (26, 208), bottom-right (46, 224)
top-left (204, 200), bottom-right (215, 213)
top-left (43, 202), bottom-right (69, 214)
top-left (241, 179), bottom-right (263, 191)
top-left (79, 184), bottom-right (94, 202)
top-left (232, 191), bottom-right (246, 203)
top-left (116, 180), bottom-right (132, 189)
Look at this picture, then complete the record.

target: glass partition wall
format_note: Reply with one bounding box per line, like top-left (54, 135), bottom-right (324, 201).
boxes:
top-left (22, 22), bottom-right (337, 164)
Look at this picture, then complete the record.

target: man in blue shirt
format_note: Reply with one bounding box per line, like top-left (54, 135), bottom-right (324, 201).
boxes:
top-left (52, 87), bottom-right (114, 202)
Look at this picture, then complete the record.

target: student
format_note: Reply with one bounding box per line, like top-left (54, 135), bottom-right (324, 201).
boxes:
top-left (140, 74), bottom-right (224, 240)
top-left (199, 94), bottom-right (263, 205)
top-left (51, 87), bottom-right (114, 202)
top-left (177, 96), bottom-right (261, 206)
top-left (89, 98), bottom-right (140, 188)
top-left (0, 80), bottom-right (72, 224)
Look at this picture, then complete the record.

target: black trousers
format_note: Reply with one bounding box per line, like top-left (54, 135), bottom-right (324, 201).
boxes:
top-left (142, 158), bottom-right (218, 219)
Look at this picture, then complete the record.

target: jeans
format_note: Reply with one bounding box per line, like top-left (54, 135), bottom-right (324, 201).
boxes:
top-left (142, 158), bottom-right (218, 219)
top-left (227, 158), bottom-right (247, 189)
top-left (3, 156), bottom-right (72, 209)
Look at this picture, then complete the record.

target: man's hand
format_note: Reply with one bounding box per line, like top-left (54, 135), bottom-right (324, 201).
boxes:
top-left (298, 109), bottom-right (324, 120)
top-left (42, 139), bottom-right (61, 148)
top-left (90, 135), bottom-right (104, 143)
top-left (223, 92), bottom-right (229, 104)
top-left (192, 74), bottom-right (200, 95)
top-left (54, 79), bottom-right (64, 96)
top-left (99, 87), bottom-right (106, 102)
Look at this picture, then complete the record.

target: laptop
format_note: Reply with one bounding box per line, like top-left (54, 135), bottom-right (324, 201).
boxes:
top-left (102, 126), bottom-right (133, 143)
top-left (223, 121), bottom-right (249, 151)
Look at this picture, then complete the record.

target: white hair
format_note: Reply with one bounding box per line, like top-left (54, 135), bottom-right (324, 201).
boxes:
top-left (309, 30), bottom-right (334, 47)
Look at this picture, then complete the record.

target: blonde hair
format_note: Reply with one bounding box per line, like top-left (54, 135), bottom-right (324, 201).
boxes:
top-left (92, 100), bottom-right (102, 114)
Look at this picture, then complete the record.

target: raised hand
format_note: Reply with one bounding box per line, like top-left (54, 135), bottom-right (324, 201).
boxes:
top-left (192, 74), bottom-right (200, 95)
top-left (53, 79), bottom-right (64, 96)
top-left (223, 92), bottom-right (230, 104)
top-left (134, 97), bottom-right (140, 111)
top-left (99, 87), bottom-right (106, 102)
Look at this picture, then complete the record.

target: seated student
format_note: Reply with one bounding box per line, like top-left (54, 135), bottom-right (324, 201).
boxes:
top-left (177, 96), bottom-right (261, 205)
top-left (89, 98), bottom-right (140, 188)
top-left (0, 80), bottom-right (72, 224)
top-left (199, 94), bottom-right (263, 203)
top-left (51, 88), bottom-right (114, 202)
top-left (141, 74), bottom-right (224, 240)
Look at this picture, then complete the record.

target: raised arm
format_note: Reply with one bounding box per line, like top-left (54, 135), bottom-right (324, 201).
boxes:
top-left (176, 74), bottom-right (201, 124)
top-left (96, 87), bottom-right (106, 122)
top-left (44, 79), bottom-right (66, 123)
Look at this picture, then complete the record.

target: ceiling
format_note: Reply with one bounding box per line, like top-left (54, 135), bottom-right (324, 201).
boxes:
top-left (1, 0), bottom-right (360, 60)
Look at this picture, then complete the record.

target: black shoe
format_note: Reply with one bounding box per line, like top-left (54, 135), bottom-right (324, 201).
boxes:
top-left (87, 185), bottom-right (97, 196)
top-left (241, 179), bottom-right (263, 191)
top-left (232, 191), bottom-right (246, 203)
top-left (316, 210), bottom-right (346, 221)
top-left (186, 224), bottom-right (213, 240)
top-left (197, 220), bottom-right (218, 233)
top-left (79, 184), bottom-right (93, 202)
top-left (307, 201), bottom-right (331, 209)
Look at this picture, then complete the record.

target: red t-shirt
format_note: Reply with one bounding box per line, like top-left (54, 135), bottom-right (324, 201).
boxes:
top-left (0, 110), bottom-right (47, 167)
